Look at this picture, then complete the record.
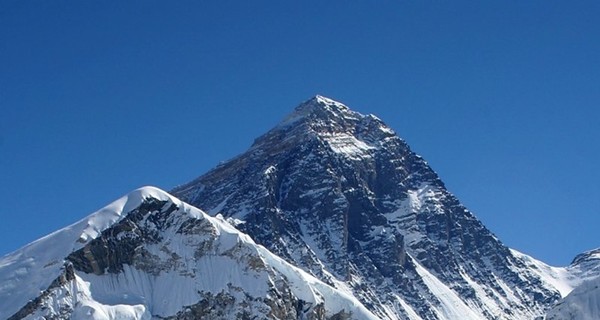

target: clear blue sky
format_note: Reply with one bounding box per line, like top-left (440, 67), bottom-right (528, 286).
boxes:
top-left (1, 1), bottom-right (599, 266)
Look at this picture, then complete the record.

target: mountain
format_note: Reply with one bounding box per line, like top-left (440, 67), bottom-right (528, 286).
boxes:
top-left (2, 95), bottom-right (599, 319)
top-left (0, 187), bottom-right (377, 319)
top-left (172, 95), bottom-right (599, 319)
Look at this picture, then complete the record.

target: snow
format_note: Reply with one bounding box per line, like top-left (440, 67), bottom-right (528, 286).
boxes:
top-left (0, 186), bottom-right (179, 319)
top-left (384, 183), bottom-right (444, 249)
top-left (322, 132), bottom-right (376, 160)
top-left (510, 248), bottom-right (600, 319)
top-left (512, 249), bottom-right (577, 297)
top-left (413, 260), bottom-right (485, 319)
top-left (511, 248), bottom-right (600, 299)
top-left (257, 245), bottom-right (379, 319)
top-left (314, 95), bottom-right (349, 109)
top-left (396, 296), bottom-right (422, 319)
top-left (0, 186), bottom-right (378, 319)
top-left (546, 277), bottom-right (600, 320)
top-left (76, 257), bottom-right (270, 317)
top-left (278, 95), bottom-right (354, 128)
top-left (207, 194), bottom-right (231, 215)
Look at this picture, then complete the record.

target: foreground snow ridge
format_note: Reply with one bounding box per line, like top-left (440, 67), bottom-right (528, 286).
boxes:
top-left (0, 187), bottom-right (172, 319)
top-left (0, 186), bottom-right (377, 320)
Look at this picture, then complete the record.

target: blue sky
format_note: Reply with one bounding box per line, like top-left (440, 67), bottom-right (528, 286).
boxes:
top-left (1, 1), bottom-right (599, 266)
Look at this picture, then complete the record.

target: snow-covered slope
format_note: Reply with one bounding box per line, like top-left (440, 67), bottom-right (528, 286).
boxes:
top-left (516, 248), bottom-right (600, 320)
top-left (545, 276), bottom-right (600, 320)
top-left (173, 95), bottom-right (600, 319)
top-left (0, 187), bottom-right (157, 319)
top-left (0, 187), bottom-right (377, 320)
top-left (514, 248), bottom-right (600, 299)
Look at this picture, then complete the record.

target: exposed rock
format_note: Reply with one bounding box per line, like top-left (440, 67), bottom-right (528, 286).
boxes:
top-left (173, 96), bottom-right (563, 319)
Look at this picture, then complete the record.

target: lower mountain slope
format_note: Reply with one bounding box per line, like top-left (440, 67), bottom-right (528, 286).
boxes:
top-left (0, 187), bottom-right (377, 320)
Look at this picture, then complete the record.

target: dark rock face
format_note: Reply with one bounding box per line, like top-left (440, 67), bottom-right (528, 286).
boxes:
top-left (173, 96), bottom-right (561, 319)
top-left (67, 198), bottom-right (177, 275)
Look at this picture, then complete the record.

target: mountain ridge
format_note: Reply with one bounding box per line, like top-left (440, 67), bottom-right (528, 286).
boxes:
top-left (0, 186), bottom-right (378, 319)
top-left (2, 95), bottom-right (599, 319)
top-left (172, 96), bottom-right (588, 319)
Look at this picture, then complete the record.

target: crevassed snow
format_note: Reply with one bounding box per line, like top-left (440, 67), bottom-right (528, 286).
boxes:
top-left (29, 272), bottom-right (153, 320)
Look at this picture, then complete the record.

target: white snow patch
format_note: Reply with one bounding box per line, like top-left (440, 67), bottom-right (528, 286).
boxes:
top-left (322, 132), bottom-right (375, 160)
top-left (414, 260), bottom-right (485, 320)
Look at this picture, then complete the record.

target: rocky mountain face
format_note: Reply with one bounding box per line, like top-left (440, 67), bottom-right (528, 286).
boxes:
top-left (172, 96), bottom-right (591, 319)
top-left (1, 95), bottom-right (599, 320)
top-left (0, 187), bottom-right (377, 320)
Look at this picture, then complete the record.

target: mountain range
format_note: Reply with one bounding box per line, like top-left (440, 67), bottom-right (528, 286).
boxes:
top-left (1, 96), bottom-right (598, 319)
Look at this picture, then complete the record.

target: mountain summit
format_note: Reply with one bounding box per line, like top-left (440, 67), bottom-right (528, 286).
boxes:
top-left (173, 96), bottom-right (590, 319)
top-left (1, 96), bottom-right (598, 319)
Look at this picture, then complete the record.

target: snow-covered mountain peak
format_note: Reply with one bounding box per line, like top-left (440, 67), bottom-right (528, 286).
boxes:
top-left (1, 186), bottom-right (377, 319)
top-left (251, 96), bottom-right (398, 163)
top-left (286, 95), bottom-right (350, 119)
top-left (278, 95), bottom-right (367, 131)
top-left (173, 96), bottom-right (576, 319)
top-left (0, 186), bottom-right (189, 319)
top-left (572, 248), bottom-right (600, 266)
